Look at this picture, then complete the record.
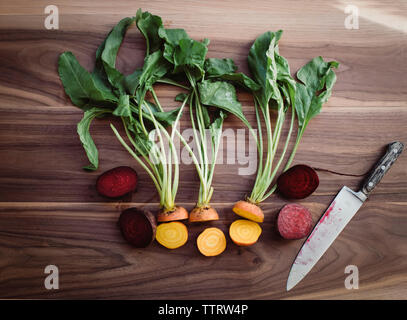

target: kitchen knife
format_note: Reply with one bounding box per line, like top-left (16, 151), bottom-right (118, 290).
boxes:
top-left (286, 141), bottom-right (404, 291)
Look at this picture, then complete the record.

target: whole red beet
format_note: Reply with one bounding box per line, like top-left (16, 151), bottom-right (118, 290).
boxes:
top-left (277, 165), bottom-right (319, 199)
top-left (96, 166), bottom-right (137, 198)
top-left (277, 204), bottom-right (313, 240)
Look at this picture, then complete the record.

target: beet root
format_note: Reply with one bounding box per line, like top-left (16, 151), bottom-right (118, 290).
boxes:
top-left (277, 164), bottom-right (319, 199)
top-left (277, 204), bottom-right (313, 240)
top-left (232, 200), bottom-right (264, 223)
top-left (189, 206), bottom-right (219, 223)
top-left (96, 166), bottom-right (138, 198)
top-left (118, 208), bottom-right (156, 247)
top-left (157, 206), bottom-right (188, 222)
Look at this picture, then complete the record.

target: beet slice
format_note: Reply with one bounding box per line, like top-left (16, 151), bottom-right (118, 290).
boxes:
top-left (118, 208), bottom-right (157, 248)
top-left (277, 204), bottom-right (313, 240)
top-left (96, 166), bottom-right (138, 198)
top-left (277, 164), bottom-right (319, 199)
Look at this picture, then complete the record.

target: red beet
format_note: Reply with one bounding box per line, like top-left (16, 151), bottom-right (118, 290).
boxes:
top-left (119, 208), bottom-right (157, 248)
top-left (96, 166), bottom-right (138, 198)
top-left (277, 204), bottom-right (313, 240)
top-left (277, 164), bottom-right (319, 199)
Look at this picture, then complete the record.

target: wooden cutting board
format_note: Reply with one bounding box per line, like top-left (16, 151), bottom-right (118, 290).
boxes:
top-left (0, 0), bottom-right (406, 299)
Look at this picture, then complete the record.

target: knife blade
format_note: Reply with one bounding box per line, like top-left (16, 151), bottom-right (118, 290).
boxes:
top-left (286, 141), bottom-right (404, 291)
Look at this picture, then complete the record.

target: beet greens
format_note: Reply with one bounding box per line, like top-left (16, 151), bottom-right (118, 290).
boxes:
top-left (58, 9), bottom-right (339, 219)
top-left (58, 9), bottom-right (245, 219)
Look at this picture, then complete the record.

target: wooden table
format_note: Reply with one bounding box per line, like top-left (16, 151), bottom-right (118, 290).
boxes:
top-left (0, 0), bottom-right (406, 299)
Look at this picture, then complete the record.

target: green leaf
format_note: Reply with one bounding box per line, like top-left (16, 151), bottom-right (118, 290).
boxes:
top-left (208, 110), bottom-right (226, 143)
top-left (209, 110), bottom-right (226, 130)
top-left (295, 56), bottom-right (339, 128)
top-left (133, 131), bottom-right (153, 156)
top-left (159, 27), bottom-right (191, 64)
top-left (133, 51), bottom-right (170, 120)
top-left (248, 30), bottom-right (282, 86)
top-left (143, 100), bottom-right (160, 113)
top-left (158, 27), bottom-right (190, 46)
top-left (154, 107), bottom-right (183, 126)
top-left (197, 80), bottom-right (250, 127)
top-left (275, 54), bottom-right (297, 110)
top-left (213, 72), bottom-right (261, 91)
top-left (58, 52), bottom-right (117, 110)
top-left (297, 56), bottom-right (339, 92)
top-left (94, 11), bottom-right (164, 96)
top-left (124, 68), bottom-right (143, 95)
top-left (130, 96), bottom-right (159, 113)
top-left (92, 38), bottom-right (113, 94)
top-left (204, 58), bottom-right (237, 76)
top-left (175, 92), bottom-right (189, 102)
top-left (247, 30), bottom-right (297, 112)
top-left (173, 38), bottom-right (208, 78)
top-left (101, 17), bottom-right (137, 94)
top-left (136, 9), bottom-right (163, 55)
top-left (248, 30), bottom-right (283, 106)
top-left (200, 106), bottom-right (212, 129)
top-left (159, 27), bottom-right (208, 80)
top-left (122, 116), bottom-right (153, 156)
top-left (138, 50), bottom-right (170, 90)
top-left (204, 58), bottom-right (260, 91)
top-left (294, 83), bottom-right (312, 128)
top-left (77, 107), bottom-right (111, 170)
top-left (113, 94), bottom-right (131, 117)
top-left (129, 98), bottom-right (180, 127)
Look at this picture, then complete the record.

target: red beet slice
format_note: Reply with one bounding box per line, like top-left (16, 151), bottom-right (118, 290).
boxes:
top-left (277, 164), bottom-right (319, 199)
top-left (119, 208), bottom-right (157, 248)
top-left (96, 166), bottom-right (138, 198)
top-left (277, 204), bottom-right (313, 240)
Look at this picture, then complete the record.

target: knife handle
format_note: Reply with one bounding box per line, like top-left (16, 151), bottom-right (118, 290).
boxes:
top-left (361, 141), bottom-right (404, 197)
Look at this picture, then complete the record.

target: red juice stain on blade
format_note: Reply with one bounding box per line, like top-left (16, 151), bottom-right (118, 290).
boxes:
top-left (306, 201), bottom-right (336, 243)
top-left (320, 201), bottom-right (335, 223)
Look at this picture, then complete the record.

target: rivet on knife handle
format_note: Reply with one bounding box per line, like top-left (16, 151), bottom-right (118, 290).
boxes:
top-left (361, 141), bottom-right (404, 197)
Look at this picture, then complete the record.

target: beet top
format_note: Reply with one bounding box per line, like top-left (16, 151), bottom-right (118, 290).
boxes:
top-left (277, 164), bottom-right (319, 199)
top-left (277, 204), bottom-right (313, 240)
top-left (96, 166), bottom-right (138, 198)
top-left (118, 208), bottom-right (157, 248)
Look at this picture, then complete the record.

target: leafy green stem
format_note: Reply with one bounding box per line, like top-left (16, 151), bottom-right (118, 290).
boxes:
top-left (121, 117), bottom-right (163, 186)
top-left (137, 88), bottom-right (149, 136)
top-left (260, 104), bottom-right (296, 202)
top-left (150, 87), bottom-right (163, 112)
top-left (156, 78), bottom-right (190, 90)
top-left (110, 124), bottom-right (162, 194)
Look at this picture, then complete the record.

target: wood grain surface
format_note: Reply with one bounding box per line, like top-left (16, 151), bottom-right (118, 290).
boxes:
top-left (0, 0), bottom-right (406, 299)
